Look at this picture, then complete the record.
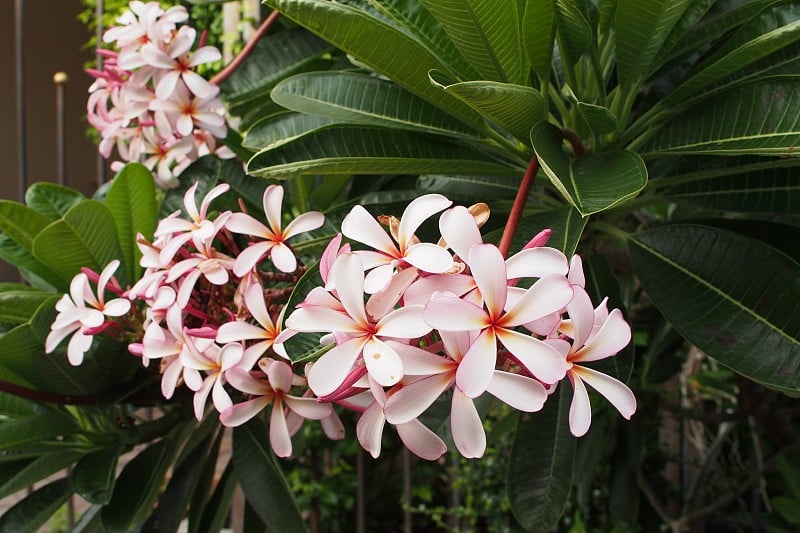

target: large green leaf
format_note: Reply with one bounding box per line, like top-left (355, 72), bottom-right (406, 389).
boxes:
top-left (0, 237), bottom-right (62, 291)
top-left (629, 224), bottom-right (800, 394)
top-left (0, 451), bottom-right (84, 500)
top-left (105, 163), bottom-right (158, 284)
top-left (429, 71), bottom-right (544, 143)
top-left (533, 122), bottom-right (647, 215)
top-left (32, 201), bottom-right (125, 286)
top-left (663, 164), bottom-right (800, 214)
top-left (264, 0), bottom-right (486, 129)
top-left (555, 0), bottom-right (595, 63)
top-left (0, 289), bottom-right (54, 325)
top-left (0, 478), bottom-right (72, 533)
top-left (644, 79), bottom-right (800, 156)
top-left (615, 0), bottom-right (693, 88)
top-left (0, 201), bottom-right (51, 251)
top-left (419, 0), bottom-right (526, 84)
top-left (101, 422), bottom-right (193, 532)
top-left (244, 111), bottom-right (339, 150)
top-left (248, 125), bottom-right (523, 178)
top-left (523, 0), bottom-right (556, 88)
top-left (417, 175), bottom-right (521, 202)
top-left (271, 71), bottom-right (483, 138)
top-left (195, 461), bottom-right (237, 533)
top-left (220, 28), bottom-right (334, 109)
top-left (664, 5), bottom-right (800, 106)
top-left (508, 384), bottom-right (576, 531)
top-left (233, 419), bottom-right (306, 532)
top-left (24, 182), bottom-right (86, 221)
top-left (71, 444), bottom-right (122, 505)
top-left (0, 411), bottom-right (78, 450)
top-left (690, 219), bottom-right (800, 264)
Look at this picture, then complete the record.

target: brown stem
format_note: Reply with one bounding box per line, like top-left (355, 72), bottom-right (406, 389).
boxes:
top-left (0, 379), bottom-right (98, 406)
top-left (498, 155), bottom-right (539, 258)
top-left (209, 10), bottom-right (281, 86)
top-left (561, 128), bottom-right (587, 158)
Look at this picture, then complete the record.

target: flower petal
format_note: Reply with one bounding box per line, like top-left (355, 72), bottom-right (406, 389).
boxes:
top-left (285, 305), bottom-right (359, 335)
top-left (376, 305), bottom-right (431, 339)
top-left (356, 400), bottom-right (386, 458)
top-left (270, 243), bottom-right (298, 273)
top-left (568, 375), bottom-right (591, 437)
top-left (397, 194), bottom-right (451, 250)
top-left (450, 389), bottom-right (485, 458)
top-left (439, 205), bottom-right (482, 260)
top-left (572, 309), bottom-right (631, 363)
top-left (423, 295), bottom-right (487, 332)
top-left (306, 337), bottom-right (367, 396)
top-left (342, 205), bottom-right (398, 256)
top-left (284, 396), bottom-right (332, 420)
top-left (233, 241), bottom-right (273, 277)
top-left (283, 211), bottom-right (325, 239)
top-left (220, 396), bottom-right (271, 427)
top-left (505, 247), bottom-right (569, 279)
top-left (503, 274), bottom-right (573, 327)
top-left (328, 254), bottom-right (368, 325)
top-left (486, 371), bottom-right (547, 412)
top-left (396, 419), bottom-right (447, 461)
top-left (455, 328), bottom-right (497, 398)
top-left (572, 365), bottom-right (636, 420)
top-left (565, 286), bottom-right (595, 348)
top-left (467, 244), bottom-right (507, 319)
top-left (384, 372), bottom-right (453, 424)
top-left (363, 338), bottom-right (404, 387)
top-left (497, 329), bottom-right (568, 384)
top-left (270, 398), bottom-right (293, 457)
top-left (403, 243), bottom-right (453, 274)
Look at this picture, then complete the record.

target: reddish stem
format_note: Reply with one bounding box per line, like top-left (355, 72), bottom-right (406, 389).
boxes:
top-left (498, 155), bottom-right (539, 258)
top-left (210, 10), bottom-right (281, 86)
top-left (0, 379), bottom-right (98, 406)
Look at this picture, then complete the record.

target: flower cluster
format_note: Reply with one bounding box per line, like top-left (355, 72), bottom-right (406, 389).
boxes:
top-left (45, 186), bottom-right (635, 459)
top-left (87, 1), bottom-right (232, 189)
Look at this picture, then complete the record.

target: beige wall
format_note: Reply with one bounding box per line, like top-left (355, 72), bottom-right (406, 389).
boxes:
top-left (2, 0), bottom-right (100, 281)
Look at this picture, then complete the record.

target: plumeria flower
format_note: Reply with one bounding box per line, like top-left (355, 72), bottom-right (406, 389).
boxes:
top-left (341, 194), bottom-right (454, 294)
top-left (221, 359), bottom-right (333, 457)
top-left (383, 332), bottom-right (547, 458)
top-left (149, 82), bottom-right (227, 138)
top-left (423, 244), bottom-right (573, 398)
top-left (227, 184), bottom-right (324, 275)
top-left (181, 341), bottom-right (246, 420)
top-left (45, 260), bottom-right (131, 365)
top-left (549, 288), bottom-right (636, 437)
top-left (284, 253), bottom-right (432, 396)
top-left (216, 282), bottom-right (288, 364)
top-left (356, 376), bottom-right (447, 461)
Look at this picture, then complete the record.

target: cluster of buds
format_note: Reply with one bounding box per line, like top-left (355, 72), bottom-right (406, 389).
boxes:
top-left (87, 1), bottom-right (232, 189)
top-left (46, 185), bottom-right (636, 459)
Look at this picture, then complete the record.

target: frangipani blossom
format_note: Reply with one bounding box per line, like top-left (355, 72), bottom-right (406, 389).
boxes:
top-left (550, 288), bottom-right (636, 437)
top-left (221, 359), bottom-right (332, 457)
top-left (181, 341), bottom-right (245, 420)
top-left (423, 244), bottom-right (572, 398)
top-left (285, 253), bottom-right (431, 396)
top-left (341, 195), bottom-right (454, 293)
top-left (45, 260), bottom-right (131, 365)
top-left (227, 185), bottom-right (324, 275)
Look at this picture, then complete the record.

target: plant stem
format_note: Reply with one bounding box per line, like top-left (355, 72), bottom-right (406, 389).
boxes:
top-left (210, 10), bottom-right (281, 86)
top-left (498, 155), bottom-right (539, 257)
top-left (0, 379), bottom-right (98, 406)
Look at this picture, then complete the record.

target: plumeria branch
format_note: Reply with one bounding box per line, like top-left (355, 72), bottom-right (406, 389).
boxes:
top-left (498, 155), bottom-right (539, 258)
top-left (209, 10), bottom-right (281, 86)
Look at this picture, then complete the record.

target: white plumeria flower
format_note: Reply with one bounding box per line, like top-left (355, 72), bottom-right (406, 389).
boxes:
top-left (45, 260), bottom-right (131, 365)
top-left (549, 288), bottom-right (636, 437)
top-left (341, 194), bottom-right (455, 294)
top-left (181, 341), bottom-right (246, 421)
top-left (423, 244), bottom-right (573, 398)
top-left (221, 359), bottom-right (333, 457)
top-left (285, 253), bottom-right (432, 396)
top-left (227, 184), bottom-right (324, 275)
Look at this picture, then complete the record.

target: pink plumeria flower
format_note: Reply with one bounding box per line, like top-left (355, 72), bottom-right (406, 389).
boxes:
top-left (181, 341), bottom-right (246, 420)
top-left (356, 376), bottom-right (447, 461)
top-left (155, 182), bottom-right (230, 264)
top-left (284, 253), bottom-right (432, 396)
top-left (166, 242), bottom-right (235, 309)
top-left (423, 244), bottom-right (573, 398)
top-left (221, 359), bottom-right (333, 457)
top-left (383, 332), bottom-right (547, 458)
top-left (549, 288), bottom-right (636, 437)
top-left (141, 25), bottom-right (221, 99)
top-left (149, 81), bottom-right (227, 138)
top-left (341, 194), bottom-right (454, 294)
top-left (45, 260), bottom-right (131, 365)
top-left (216, 282), bottom-right (288, 365)
top-left (227, 184), bottom-right (324, 275)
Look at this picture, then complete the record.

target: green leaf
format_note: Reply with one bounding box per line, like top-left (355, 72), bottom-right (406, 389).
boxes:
top-left (417, 175), bottom-right (521, 202)
top-left (533, 122), bottom-right (647, 215)
top-left (664, 163), bottom-right (800, 214)
top-left (0, 391), bottom-right (39, 418)
top-left (564, 86), bottom-right (619, 134)
top-left (233, 419), bottom-right (306, 532)
top-left (629, 224), bottom-right (800, 394)
top-left (508, 384), bottom-right (575, 530)
top-left (0, 201), bottom-right (52, 250)
top-left (244, 111), bottom-right (339, 150)
top-left (0, 477), bottom-right (71, 533)
top-left (32, 201), bottom-right (125, 286)
top-left (220, 28), bottom-right (334, 109)
top-left (248, 125), bottom-right (522, 178)
top-left (773, 496), bottom-right (800, 525)
top-left (0, 290), bottom-right (55, 325)
top-left (0, 236), bottom-right (62, 291)
top-left (264, 0), bottom-right (486, 129)
top-left (0, 451), bottom-right (84, 499)
top-left (615, 0), bottom-right (693, 88)
top-left (101, 422), bottom-right (194, 532)
top-left (429, 71), bottom-right (544, 142)
top-left (523, 0), bottom-right (556, 87)
top-left (555, 0), bottom-right (595, 61)
top-left (483, 206), bottom-right (588, 257)
top-left (71, 444), bottom-right (122, 505)
top-left (419, 0), bottom-right (526, 84)
top-left (644, 79), bottom-right (800, 156)
top-left (105, 163), bottom-right (158, 284)
top-left (657, 0), bottom-right (716, 60)
top-left (0, 411), bottom-right (77, 450)
top-left (24, 182), bottom-right (86, 221)
top-left (271, 72), bottom-right (483, 138)
top-left (187, 433), bottom-right (225, 533)
top-left (690, 219), bottom-right (800, 264)
top-left (664, 5), bottom-right (800, 106)
top-left (196, 461), bottom-right (237, 533)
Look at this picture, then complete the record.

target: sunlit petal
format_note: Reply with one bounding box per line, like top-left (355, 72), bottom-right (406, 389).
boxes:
top-left (497, 329), bottom-right (568, 384)
top-left (363, 338), bottom-right (404, 387)
top-left (342, 205), bottom-right (397, 256)
top-left (270, 243), bottom-right (298, 273)
top-left (404, 243), bottom-right (453, 274)
top-left (455, 329), bottom-right (497, 398)
top-left (384, 372), bottom-right (453, 424)
top-left (503, 275), bottom-right (573, 327)
top-left (284, 211), bottom-right (325, 238)
top-left (467, 244), bottom-right (507, 319)
top-left (423, 295), bottom-right (487, 331)
top-left (397, 194), bottom-right (451, 250)
top-left (505, 247), bottom-right (569, 279)
top-left (487, 371), bottom-right (547, 412)
top-left (376, 305), bottom-right (431, 339)
top-left (439, 205), bottom-right (482, 260)
top-left (306, 337), bottom-right (367, 396)
top-left (451, 389), bottom-right (485, 458)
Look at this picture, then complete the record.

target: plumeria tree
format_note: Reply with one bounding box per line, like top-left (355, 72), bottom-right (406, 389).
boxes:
top-left (1, 1), bottom-right (799, 531)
